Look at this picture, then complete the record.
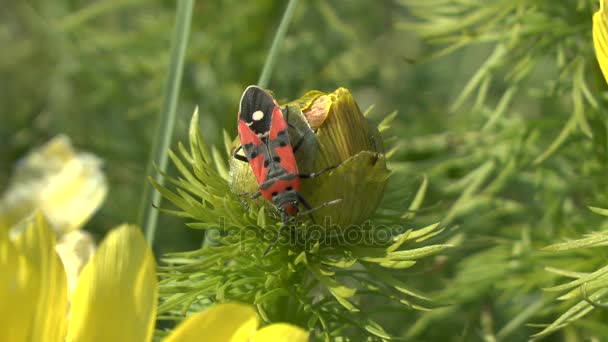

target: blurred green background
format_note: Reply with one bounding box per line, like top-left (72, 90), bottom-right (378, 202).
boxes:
top-left (3, 0), bottom-right (608, 340)
top-left (1, 0), bottom-right (429, 254)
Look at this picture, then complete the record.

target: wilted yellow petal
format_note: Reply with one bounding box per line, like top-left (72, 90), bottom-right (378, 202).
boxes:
top-left (250, 323), bottom-right (309, 342)
top-left (0, 135), bottom-right (107, 236)
top-left (303, 94), bottom-right (331, 130)
top-left (163, 303), bottom-right (258, 342)
top-left (67, 225), bottom-right (157, 342)
top-left (4, 214), bottom-right (68, 342)
top-left (593, 0), bottom-right (608, 83)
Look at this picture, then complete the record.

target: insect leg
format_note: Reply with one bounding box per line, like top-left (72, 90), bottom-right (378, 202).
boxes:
top-left (263, 213), bottom-right (291, 256)
top-left (370, 135), bottom-right (379, 166)
top-left (232, 145), bottom-right (249, 163)
top-left (234, 191), bottom-right (261, 201)
top-left (299, 165), bottom-right (339, 179)
top-left (292, 135), bottom-right (305, 153)
top-left (297, 196), bottom-right (342, 220)
top-left (296, 192), bottom-right (316, 224)
top-left (262, 225), bottom-right (283, 256)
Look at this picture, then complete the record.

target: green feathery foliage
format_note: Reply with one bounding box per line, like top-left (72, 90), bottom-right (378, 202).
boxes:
top-left (396, 0), bottom-right (608, 340)
top-left (153, 90), bottom-right (450, 340)
top-left (399, 0), bottom-right (604, 164)
top-left (4, 0), bottom-right (608, 340)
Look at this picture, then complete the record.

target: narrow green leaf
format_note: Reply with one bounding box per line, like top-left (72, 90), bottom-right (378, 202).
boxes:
top-left (364, 319), bottom-right (393, 340)
top-left (256, 207), bottom-right (266, 227)
top-left (386, 244), bottom-right (452, 261)
top-left (533, 115), bottom-right (577, 165)
top-left (211, 146), bottom-right (229, 180)
top-left (309, 267), bottom-right (359, 312)
top-left (321, 257), bottom-right (357, 268)
top-left (402, 175), bottom-right (428, 220)
top-left (450, 44), bottom-right (506, 112)
top-left (532, 288), bottom-right (608, 339)
top-left (378, 260), bottom-right (416, 269)
top-left (589, 206), bottom-right (608, 216)
top-left (544, 267), bottom-right (588, 279)
top-left (572, 60), bottom-right (593, 138)
top-left (294, 251), bottom-right (307, 265)
top-left (257, 0), bottom-right (300, 87)
top-left (408, 222), bottom-right (442, 242)
top-left (254, 288), bottom-right (289, 304)
top-left (141, 0), bottom-right (194, 245)
top-left (377, 111), bottom-right (398, 133)
top-left (542, 233), bottom-right (608, 252)
top-left (386, 230), bottom-right (412, 253)
top-left (365, 266), bottom-right (431, 301)
top-left (544, 264), bottom-right (608, 292)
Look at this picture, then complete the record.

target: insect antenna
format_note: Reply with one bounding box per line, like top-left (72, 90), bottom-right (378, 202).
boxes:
top-left (297, 198), bottom-right (342, 218)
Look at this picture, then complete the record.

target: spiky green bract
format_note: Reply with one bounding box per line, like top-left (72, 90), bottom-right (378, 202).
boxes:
top-left (153, 105), bottom-right (450, 340)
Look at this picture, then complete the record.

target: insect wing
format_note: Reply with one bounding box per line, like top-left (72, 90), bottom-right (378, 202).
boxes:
top-left (237, 120), bottom-right (267, 187)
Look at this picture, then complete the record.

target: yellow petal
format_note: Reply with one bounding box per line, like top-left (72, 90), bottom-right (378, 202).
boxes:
top-left (55, 229), bottom-right (96, 299)
top-left (0, 220), bottom-right (36, 341)
top-left (0, 135), bottom-right (107, 236)
top-left (67, 225), bottom-right (157, 342)
top-left (250, 323), bottom-right (310, 342)
top-left (163, 303), bottom-right (259, 342)
top-left (593, 0), bottom-right (608, 83)
top-left (2, 213), bottom-right (68, 342)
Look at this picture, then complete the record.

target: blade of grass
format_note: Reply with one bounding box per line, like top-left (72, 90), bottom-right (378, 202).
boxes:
top-left (139, 0), bottom-right (194, 246)
top-left (257, 0), bottom-right (300, 88)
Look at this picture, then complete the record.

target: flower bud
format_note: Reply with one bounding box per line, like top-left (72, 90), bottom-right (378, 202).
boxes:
top-left (230, 87), bottom-right (390, 227)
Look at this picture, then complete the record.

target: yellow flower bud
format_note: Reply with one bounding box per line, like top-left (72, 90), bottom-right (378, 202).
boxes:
top-left (230, 87), bottom-right (390, 227)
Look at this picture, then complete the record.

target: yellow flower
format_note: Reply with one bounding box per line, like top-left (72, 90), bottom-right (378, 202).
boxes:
top-left (593, 0), bottom-right (608, 83)
top-left (0, 214), bottom-right (308, 342)
top-left (166, 303), bottom-right (310, 342)
top-left (0, 135), bottom-right (104, 299)
top-left (0, 135), bottom-right (107, 236)
top-left (66, 223), bottom-right (157, 341)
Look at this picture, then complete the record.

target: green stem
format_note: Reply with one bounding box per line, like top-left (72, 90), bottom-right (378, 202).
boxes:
top-left (257, 0), bottom-right (300, 88)
top-left (139, 0), bottom-right (194, 246)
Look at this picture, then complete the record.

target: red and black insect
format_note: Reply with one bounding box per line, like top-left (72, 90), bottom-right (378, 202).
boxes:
top-left (233, 85), bottom-right (338, 253)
